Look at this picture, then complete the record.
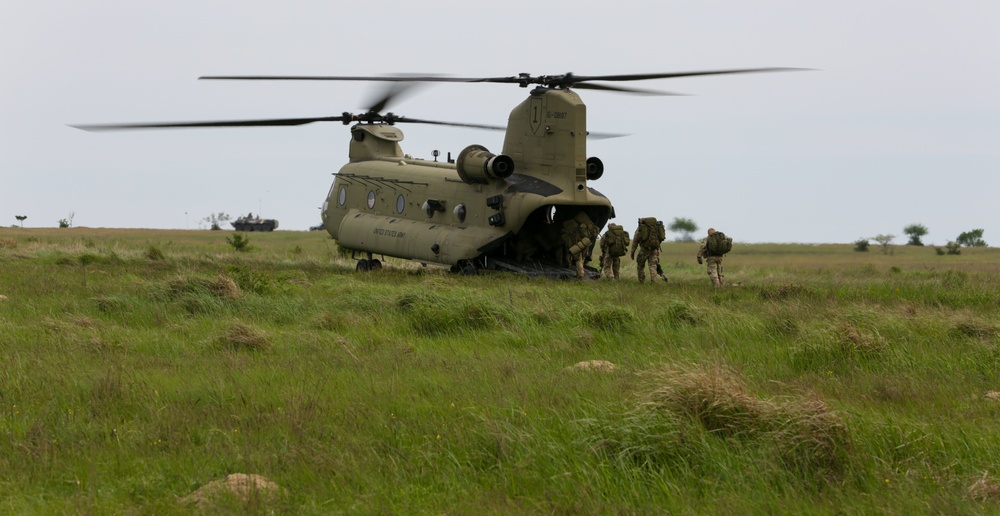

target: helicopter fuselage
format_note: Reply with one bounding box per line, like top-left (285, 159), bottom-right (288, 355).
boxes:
top-left (321, 88), bottom-right (613, 272)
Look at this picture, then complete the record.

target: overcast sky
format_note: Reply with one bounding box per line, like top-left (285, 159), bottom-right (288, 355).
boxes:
top-left (2, 0), bottom-right (997, 244)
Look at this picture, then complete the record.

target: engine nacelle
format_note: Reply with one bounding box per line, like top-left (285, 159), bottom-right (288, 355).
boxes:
top-left (586, 156), bottom-right (604, 181)
top-left (456, 144), bottom-right (515, 184)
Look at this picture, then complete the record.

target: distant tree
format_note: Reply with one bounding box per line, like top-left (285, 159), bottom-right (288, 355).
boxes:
top-left (58, 212), bottom-right (75, 228)
top-left (853, 238), bottom-right (869, 252)
top-left (668, 217), bottom-right (698, 242)
top-left (202, 212), bottom-right (232, 231)
top-left (903, 223), bottom-right (928, 246)
top-left (955, 229), bottom-right (987, 248)
top-left (872, 234), bottom-right (894, 254)
top-left (15, 215), bottom-right (26, 228)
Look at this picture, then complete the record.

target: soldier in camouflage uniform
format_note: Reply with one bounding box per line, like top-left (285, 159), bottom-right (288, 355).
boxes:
top-left (562, 212), bottom-right (599, 279)
top-left (630, 217), bottom-right (665, 283)
top-left (599, 223), bottom-right (630, 280)
top-left (697, 228), bottom-right (725, 287)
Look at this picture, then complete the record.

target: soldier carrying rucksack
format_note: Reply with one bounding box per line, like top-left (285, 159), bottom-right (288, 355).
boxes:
top-left (599, 223), bottom-right (630, 280)
top-left (562, 212), bottom-right (600, 279)
top-left (630, 217), bottom-right (667, 283)
top-left (697, 227), bottom-right (732, 287)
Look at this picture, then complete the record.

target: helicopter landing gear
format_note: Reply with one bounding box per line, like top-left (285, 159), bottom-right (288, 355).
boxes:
top-left (356, 253), bottom-right (383, 272)
top-left (450, 260), bottom-right (478, 275)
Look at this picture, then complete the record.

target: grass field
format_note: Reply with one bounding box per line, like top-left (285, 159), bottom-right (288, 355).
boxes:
top-left (1, 227), bottom-right (998, 513)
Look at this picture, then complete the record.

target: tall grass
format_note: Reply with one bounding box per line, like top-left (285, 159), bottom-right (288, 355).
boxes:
top-left (1, 228), bottom-right (999, 512)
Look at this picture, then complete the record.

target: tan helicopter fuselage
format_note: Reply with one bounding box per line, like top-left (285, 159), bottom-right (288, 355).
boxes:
top-left (320, 88), bottom-right (613, 269)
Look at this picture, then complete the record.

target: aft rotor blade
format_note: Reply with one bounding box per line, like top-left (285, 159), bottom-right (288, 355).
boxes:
top-left (400, 117), bottom-right (506, 131)
top-left (201, 68), bottom-right (808, 89)
top-left (572, 83), bottom-right (684, 96)
top-left (566, 68), bottom-right (809, 83)
top-left (71, 116), bottom-right (347, 131)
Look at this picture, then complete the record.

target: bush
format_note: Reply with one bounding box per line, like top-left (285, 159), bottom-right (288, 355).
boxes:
top-left (226, 233), bottom-right (252, 252)
top-left (853, 239), bottom-right (869, 252)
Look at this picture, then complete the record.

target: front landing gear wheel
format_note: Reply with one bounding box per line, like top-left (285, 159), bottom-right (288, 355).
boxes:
top-left (356, 259), bottom-right (370, 272)
top-left (369, 259), bottom-right (382, 270)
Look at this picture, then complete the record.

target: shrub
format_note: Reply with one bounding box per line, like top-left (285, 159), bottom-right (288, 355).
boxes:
top-left (853, 239), bottom-right (869, 252)
top-left (226, 233), bottom-right (252, 252)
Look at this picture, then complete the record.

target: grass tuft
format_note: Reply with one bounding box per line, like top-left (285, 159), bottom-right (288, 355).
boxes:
top-left (952, 319), bottom-right (997, 339)
top-left (219, 322), bottom-right (270, 351)
top-left (636, 362), bottom-right (851, 474)
top-left (579, 305), bottom-right (637, 333)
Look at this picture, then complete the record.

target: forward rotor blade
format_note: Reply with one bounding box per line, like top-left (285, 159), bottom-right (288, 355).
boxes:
top-left (71, 116), bottom-right (347, 131)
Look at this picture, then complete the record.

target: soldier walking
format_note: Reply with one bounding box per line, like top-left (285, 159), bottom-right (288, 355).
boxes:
top-left (599, 223), bottom-right (630, 280)
top-left (697, 228), bottom-right (732, 287)
top-left (630, 217), bottom-right (666, 283)
top-left (562, 212), bottom-right (599, 279)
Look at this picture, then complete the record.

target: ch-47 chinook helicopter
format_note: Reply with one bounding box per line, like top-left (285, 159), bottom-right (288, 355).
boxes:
top-left (74, 68), bottom-right (799, 278)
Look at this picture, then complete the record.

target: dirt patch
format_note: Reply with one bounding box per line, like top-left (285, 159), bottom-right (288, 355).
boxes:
top-left (180, 473), bottom-right (281, 509)
top-left (567, 360), bottom-right (617, 372)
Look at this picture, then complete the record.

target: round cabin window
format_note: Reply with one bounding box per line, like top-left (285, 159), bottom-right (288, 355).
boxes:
top-left (339, 186), bottom-right (347, 206)
top-left (367, 191), bottom-right (376, 210)
top-left (396, 194), bottom-right (405, 214)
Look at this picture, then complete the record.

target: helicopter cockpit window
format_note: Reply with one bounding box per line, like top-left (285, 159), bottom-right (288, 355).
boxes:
top-left (396, 194), bottom-right (405, 214)
top-left (338, 186), bottom-right (347, 206)
top-left (454, 203), bottom-right (467, 224)
top-left (367, 191), bottom-right (376, 210)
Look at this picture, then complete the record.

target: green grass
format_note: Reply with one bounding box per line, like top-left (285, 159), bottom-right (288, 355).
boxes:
top-left (1, 228), bottom-right (999, 513)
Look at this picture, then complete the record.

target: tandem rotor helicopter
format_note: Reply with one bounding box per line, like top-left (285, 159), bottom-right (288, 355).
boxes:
top-left (74, 68), bottom-right (800, 278)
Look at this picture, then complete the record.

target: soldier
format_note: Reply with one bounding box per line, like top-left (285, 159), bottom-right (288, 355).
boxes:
top-left (630, 217), bottom-right (666, 283)
top-left (599, 223), bottom-right (630, 280)
top-left (697, 227), bottom-right (732, 287)
top-left (562, 212), bottom-right (599, 279)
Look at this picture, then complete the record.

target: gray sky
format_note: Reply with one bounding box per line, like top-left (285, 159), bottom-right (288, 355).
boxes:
top-left (3, 0), bottom-right (997, 244)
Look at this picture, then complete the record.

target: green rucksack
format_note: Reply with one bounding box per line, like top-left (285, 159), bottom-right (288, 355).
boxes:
top-left (638, 217), bottom-right (664, 249)
top-left (706, 231), bottom-right (733, 256)
top-left (604, 224), bottom-right (629, 257)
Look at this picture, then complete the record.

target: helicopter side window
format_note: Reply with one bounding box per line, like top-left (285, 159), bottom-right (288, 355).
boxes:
top-left (454, 203), bottom-right (467, 224)
top-left (367, 191), bottom-right (376, 210)
top-left (396, 194), bottom-right (405, 214)
top-left (339, 186), bottom-right (347, 206)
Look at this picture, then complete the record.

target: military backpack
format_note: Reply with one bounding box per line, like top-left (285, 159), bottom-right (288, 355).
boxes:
top-left (637, 217), bottom-right (665, 250)
top-left (603, 224), bottom-right (629, 257)
top-left (706, 231), bottom-right (733, 256)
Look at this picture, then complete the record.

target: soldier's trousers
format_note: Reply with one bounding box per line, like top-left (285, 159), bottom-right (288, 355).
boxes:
top-left (636, 247), bottom-right (660, 283)
top-left (603, 256), bottom-right (622, 279)
top-left (572, 253), bottom-right (586, 279)
top-left (706, 256), bottom-right (724, 286)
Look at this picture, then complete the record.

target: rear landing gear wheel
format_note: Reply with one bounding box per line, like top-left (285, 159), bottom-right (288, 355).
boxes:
top-left (369, 259), bottom-right (382, 270)
top-left (356, 259), bottom-right (370, 272)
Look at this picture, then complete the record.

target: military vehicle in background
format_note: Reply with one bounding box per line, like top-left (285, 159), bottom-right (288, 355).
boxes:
top-left (231, 213), bottom-right (278, 232)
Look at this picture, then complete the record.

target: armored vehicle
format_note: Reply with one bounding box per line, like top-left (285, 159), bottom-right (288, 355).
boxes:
top-left (231, 213), bottom-right (278, 232)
